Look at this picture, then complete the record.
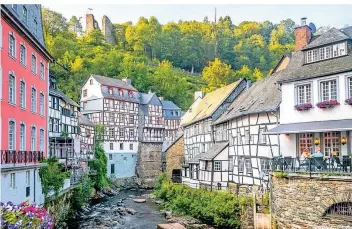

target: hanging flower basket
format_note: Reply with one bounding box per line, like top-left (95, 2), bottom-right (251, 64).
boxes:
top-left (294, 103), bottom-right (313, 111)
top-left (316, 100), bottom-right (340, 109)
top-left (345, 98), bottom-right (352, 105)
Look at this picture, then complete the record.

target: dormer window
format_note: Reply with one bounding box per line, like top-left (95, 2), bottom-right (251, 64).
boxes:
top-left (119, 89), bottom-right (123, 97)
top-left (306, 42), bottom-right (347, 64)
top-left (90, 79), bottom-right (93, 85)
top-left (109, 88), bottom-right (113, 95)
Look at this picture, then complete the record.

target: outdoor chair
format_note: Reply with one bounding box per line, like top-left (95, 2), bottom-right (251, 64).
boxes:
top-left (312, 157), bottom-right (325, 171)
top-left (332, 157), bottom-right (343, 172)
top-left (283, 157), bottom-right (293, 171)
top-left (342, 156), bottom-right (351, 172)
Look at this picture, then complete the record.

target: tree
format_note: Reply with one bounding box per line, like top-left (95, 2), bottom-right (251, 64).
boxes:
top-left (202, 58), bottom-right (233, 92)
top-left (84, 29), bottom-right (104, 45)
top-left (42, 8), bottom-right (68, 39)
top-left (68, 16), bottom-right (83, 35)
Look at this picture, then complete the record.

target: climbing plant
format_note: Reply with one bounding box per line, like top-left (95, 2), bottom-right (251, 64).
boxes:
top-left (39, 157), bottom-right (71, 201)
top-left (71, 174), bottom-right (93, 210)
top-left (88, 144), bottom-right (109, 191)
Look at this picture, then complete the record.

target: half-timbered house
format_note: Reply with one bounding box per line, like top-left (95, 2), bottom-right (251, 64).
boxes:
top-left (181, 79), bottom-right (248, 188)
top-left (80, 75), bottom-right (139, 178)
top-left (78, 112), bottom-right (94, 160)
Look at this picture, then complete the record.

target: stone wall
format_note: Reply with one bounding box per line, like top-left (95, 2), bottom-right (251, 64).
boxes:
top-left (271, 175), bottom-right (352, 229)
top-left (136, 142), bottom-right (163, 188)
top-left (86, 14), bottom-right (100, 33)
top-left (102, 15), bottom-right (117, 45)
top-left (165, 136), bottom-right (184, 178)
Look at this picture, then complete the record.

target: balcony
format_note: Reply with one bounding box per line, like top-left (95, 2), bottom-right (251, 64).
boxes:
top-left (1, 150), bottom-right (44, 165)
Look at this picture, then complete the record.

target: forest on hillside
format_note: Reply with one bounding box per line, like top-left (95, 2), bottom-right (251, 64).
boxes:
top-left (43, 8), bottom-right (297, 110)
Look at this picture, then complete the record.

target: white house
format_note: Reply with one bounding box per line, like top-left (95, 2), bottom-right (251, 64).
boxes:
top-left (266, 19), bottom-right (352, 164)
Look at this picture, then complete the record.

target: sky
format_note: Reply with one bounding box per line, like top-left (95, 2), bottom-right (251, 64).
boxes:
top-left (44, 4), bottom-right (352, 30)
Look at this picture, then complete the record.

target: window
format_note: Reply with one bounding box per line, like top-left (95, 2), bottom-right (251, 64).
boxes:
top-left (111, 164), bottom-right (115, 174)
top-left (338, 43), bottom-right (346, 56)
top-left (26, 171), bottom-right (30, 186)
top-left (214, 161), bottom-right (221, 171)
top-left (119, 128), bottom-right (124, 138)
top-left (129, 115), bottom-right (134, 124)
top-left (238, 157), bottom-right (244, 173)
top-left (109, 153), bottom-right (112, 160)
top-left (9, 73), bottom-right (15, 104)
top-left (312, 49), bottom-right (318, 61)
top-left (90, 79), bottom-right (93, 85)
top-left (109, 113), bottom-right (114, 123)
top-left (109, 88), bottom-right (113, 95)
top-left (109, 127), bottom-right (114, 138)
top-left (297, 84), bottom-right (311, 104)
top-left (20, 81), bottom-right (25, 108)
top-left (22, 6), bottom-right (27, 23)
top-left (83, 89), bottom-right (87, 97)
top-left (31, 126), bottom-right (36, 151)
top-left (31, 54), bottom-right (37, 74)
top-left (129, 129), bottom-right (134, 138)
top-left (245, 158), bottom-right (252, 174)
top-left (120, 114), bottom-right (124, 123)
top-left (319, 47), bottom-right (325, 60)
top-left (244, 130), bottom-right (250, 144)
top-left (8, 121), bottom-right (15, 150)
top-left (298, 133), bottom-right (313, 155)
top-left (40, 129), bottom-right (44, 152)
top-left (20, 124), bottom-right (25, 151)
top-left (129, 144), bottom-right (133, 150)
top-left (260, 158), bottom-right (270, 175)
top-left (320, 79), bottom-right (337, 101)
top-left (259, 128), bottom-right (267, 144)
top-left (120, 143), bottom-right (123, 150)
top-left (323, 132), bottom-right (340, 157)
top-left (40, 63), bottom-right (44, 80)
top-left (229, 156), bottom-right (234, 172)
top-left (348, 77), bottom-right (352, 98)
top-left (10, 173), bottom-right (15, 189)
top-left (306, 50), bottom-right (312, 63)
top-left (9, 33), bottom-right (16, 58)
top-left (325, 46), bottom-right (331, 59)
top-left (20, 44), bottom-right (26, 65)
top-left (31, 88), bottom-right (37, 113)
top-left (40, 93), bottom-right (44, 116)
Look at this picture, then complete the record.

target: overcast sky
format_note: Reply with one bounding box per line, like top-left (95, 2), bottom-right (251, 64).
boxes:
top-left (44, 4), bottom-right (351, 30)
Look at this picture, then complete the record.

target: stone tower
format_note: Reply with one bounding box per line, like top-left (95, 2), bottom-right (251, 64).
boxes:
top-left (86, 14), bottom-right (100, 33)
top-left (102, 15), bottom-right (117, 45)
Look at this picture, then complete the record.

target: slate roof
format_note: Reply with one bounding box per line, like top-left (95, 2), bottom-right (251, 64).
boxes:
top-left (139, 93), bottom-right (154, 105)
top-left (78, 112), bottom-right (94, 126)
top-left (188, 142), bottom-right (229, 163)
top-left (215, 71), bottom-right (283, 125)
top-left (163, 132), bottom-right (184, 153)
top-left (181, 79), bottom-right (244, 127)
top-left (161, 100), bottom-right (181, 110)
top-left (92, 75), bottom-right (137, 91)
top-left (50, 87), bottom-right (79, 107)
top-left (101, 91), bottom-right (139, 103)
top-left (304, 27), bottom-right (351, 50)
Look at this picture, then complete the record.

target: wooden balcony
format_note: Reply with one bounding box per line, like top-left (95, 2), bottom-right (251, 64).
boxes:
top-left (1, 150), bottom-right (44, 165)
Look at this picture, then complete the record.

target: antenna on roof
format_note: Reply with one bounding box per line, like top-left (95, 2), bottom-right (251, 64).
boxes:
top-left (309, 22), bottom-right (316, 34)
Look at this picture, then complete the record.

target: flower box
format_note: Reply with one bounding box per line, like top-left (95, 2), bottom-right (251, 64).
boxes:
top-left (345, 98), bottom-right (352, 105)
top-left (294, 103), bottom-right (313, 111)
top-left (316, 100), bottom-right (340, 109)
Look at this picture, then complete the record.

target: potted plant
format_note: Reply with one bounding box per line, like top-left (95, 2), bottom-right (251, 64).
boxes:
top-left (316, 100), bottom-right (340, 109)
top-left (294, 103), bottom-right (313, 111)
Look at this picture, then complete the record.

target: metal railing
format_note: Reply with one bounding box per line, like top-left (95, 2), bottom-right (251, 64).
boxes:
top-left (270, 156), bottom-right (352, 177)
top-left (1, 150), bottom-right (44, 165)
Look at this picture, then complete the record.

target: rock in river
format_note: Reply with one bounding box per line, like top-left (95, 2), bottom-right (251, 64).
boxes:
top-left (133, 198), bottom-right (146, 203)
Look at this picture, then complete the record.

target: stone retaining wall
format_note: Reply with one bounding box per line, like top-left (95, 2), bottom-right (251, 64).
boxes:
top-left (271, 175), bottom-right (352, 229)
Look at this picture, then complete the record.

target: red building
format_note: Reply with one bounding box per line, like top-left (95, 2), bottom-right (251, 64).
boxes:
top-left (1, 4), bottom-right (52, 205)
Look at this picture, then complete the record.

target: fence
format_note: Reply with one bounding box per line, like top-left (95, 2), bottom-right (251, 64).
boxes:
top-left (1, 150), bottom-right (44, 165)
top-left (270, 156), bottom-right (352, 177)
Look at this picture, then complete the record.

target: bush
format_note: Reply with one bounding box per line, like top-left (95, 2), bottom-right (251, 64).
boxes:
top-left (88, 144), bottom-right (109, 191)
top-left (153, 174), bottom-right (252, 228)
top-left (71, 174), bottom-right (93, 210)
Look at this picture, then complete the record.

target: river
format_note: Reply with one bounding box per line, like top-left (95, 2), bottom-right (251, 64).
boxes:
top-left (67, 189), bottom-right (167, 229)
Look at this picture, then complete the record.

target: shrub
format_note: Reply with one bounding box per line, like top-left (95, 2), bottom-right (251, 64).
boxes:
top-left (153, 174), bottom-right (252, 228)
top-left (71, 174), bottom-right (93, 210)
top-left (88, 144), bottom-right (109, 191)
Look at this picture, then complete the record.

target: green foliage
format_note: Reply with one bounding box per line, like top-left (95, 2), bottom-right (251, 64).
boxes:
top-left (42, 8), bottom-right (296, 109)
top-left (88, 145), bottom-right (109, 191)
top-left (39, 157), bottom-right (71, 200)
top-left (71, 174), bottom-right (93, 210)
top-left (273, 171), bottom-right (288, 178)
top-left (154, 174), bottom-right (252, 228)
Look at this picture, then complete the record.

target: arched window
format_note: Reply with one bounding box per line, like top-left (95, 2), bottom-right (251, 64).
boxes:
top-left (31, 126), bottom-right (36, 151)
top-left (324, 202), bottom-right (352, 217)
top-left (8, 120), bottom-right (15, 150)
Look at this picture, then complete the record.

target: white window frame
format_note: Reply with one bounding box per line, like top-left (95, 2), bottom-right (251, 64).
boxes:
top-left (325, 46), bottom-right (331, 59)
top-left (8, 120), bottom-right (16, 150)
top-left (40, 62), bottom-right (45, 80)
top-left (238, 157), bottom-right (244, 173)
top-left (295, 82), bottom-right (312, 105)
top-left (30, 126), bottom-right (36, 151)
top-left (31, 53), bottom-right (37, 74)
top-left (20, 80), bottom-right (26, 109)
top-left (8, 32), bottom-right (16, 58)
top-left (306, 50), bottom-right (312, 63)
top-left (129, 143), bottom-right (133, 150)
top-left (119, 128), bottom-right (124, 138)
top-left (129, 129), bottom-right (134, 138)
top-left (31, 87), bottom-right (37, 113)
top-left (259, 128), bottom-right (267, 144)
top-left (245, 158), bottom-right (252, 174)
top-left (244, 130), bottom-right (250, 144)
top-left (319, 47), bottom-right (325, 60)
top-left (109, 153), bottom-right (112, 160)
top-left (40, 92), bottom-right (44, 116)
top-left (312, 49), bottom-right (318, 62)
top-left (8, 72), bottom-right (16, 105)
top-left (10, 173), bottom-right (16, 189)
top-left (319, 77), bottom-right (338, 102)
top-left (90, 79), bottom-right (93, 85)
top-left (214, 161), bottom-right (221, 171)
top-left (120, 143), bottom-right (124, 150)
top-left (20, 123), bottom-right (26, 151)
top-left (346, 75), bottom-right (352, 99)
top-left (39, 128), bottom-right (44, 152)
top-left (20, 43), bottom-right (26, 66)
top-left (109, 127), bottom-right (114, 138)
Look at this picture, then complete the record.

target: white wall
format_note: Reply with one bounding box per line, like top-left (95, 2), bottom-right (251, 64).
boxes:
top-left (103, 141), bottom-right (138, 153)
top-left (80, 76), bottom-right (103, 102)
top-left (281, 72), bottom-right (352, 124)
top-left (1, 168), bottom-right (44, 205)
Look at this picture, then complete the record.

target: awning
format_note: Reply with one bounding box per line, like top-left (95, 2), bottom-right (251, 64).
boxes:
top-left (264, 119), bottom-right (352, 134)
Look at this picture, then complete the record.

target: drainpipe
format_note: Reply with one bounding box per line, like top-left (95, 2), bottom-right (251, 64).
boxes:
top-left (34, 168), bottom-right (36, 203)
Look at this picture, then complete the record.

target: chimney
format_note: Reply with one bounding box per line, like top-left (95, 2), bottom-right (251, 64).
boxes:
top-left (294, 17), bottom-right (312, 51)
top-left (194, 91), bottom-right (205, 101)
top-left (122, 78), bottom-right (131, 85)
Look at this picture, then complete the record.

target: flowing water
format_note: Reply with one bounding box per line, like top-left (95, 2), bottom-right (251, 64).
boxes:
top-left (67, 189), bottom-right (167, 229)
